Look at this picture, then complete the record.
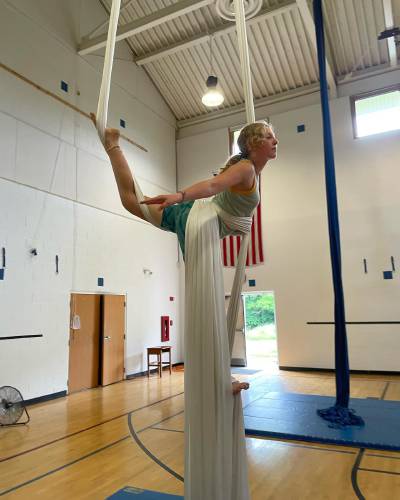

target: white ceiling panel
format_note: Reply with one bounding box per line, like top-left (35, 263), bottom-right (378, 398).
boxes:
top-left (89, 0), bottom-right (400, 122)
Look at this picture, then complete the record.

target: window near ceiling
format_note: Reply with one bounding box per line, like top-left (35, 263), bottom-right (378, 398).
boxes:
top-left (351, 85), bottom-right (400, 138)
top-left (230, 128), bottom-right (241, 155)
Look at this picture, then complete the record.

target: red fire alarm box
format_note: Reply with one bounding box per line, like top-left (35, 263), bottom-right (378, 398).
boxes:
top-left (161, 315), bottom-right (170, 342)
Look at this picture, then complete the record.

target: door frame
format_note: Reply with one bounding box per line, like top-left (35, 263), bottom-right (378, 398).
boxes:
top-left (68, 291), bottom-right (127, 393)
top-left (242, 290), bottom-right (278, 368)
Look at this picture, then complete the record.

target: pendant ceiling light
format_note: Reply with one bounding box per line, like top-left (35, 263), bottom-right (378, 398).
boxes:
top-left (201, 36), bottom-right (224, 107)
top-left (202, 75), bottom-right (224, 107)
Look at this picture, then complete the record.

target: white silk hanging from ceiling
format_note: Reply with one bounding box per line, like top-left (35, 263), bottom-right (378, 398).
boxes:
top-left (94, 1), bottom-right (256, 498)
top-left (95, 0), bottom-right (157, 226)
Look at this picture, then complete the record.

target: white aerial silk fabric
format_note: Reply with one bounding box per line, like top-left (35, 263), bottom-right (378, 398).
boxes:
top-left (95, 1), bottom-right (253, 498)
top-left (214, 205), bottom-right (252, 353)
top-left (95, 0), bottom-right (120, 144)
top-left (184, 199), bottom-right (250, 500)
top-left (95, 0), bottom-right (158, 227)
top-left (233, 0), bottom-right (255, 124)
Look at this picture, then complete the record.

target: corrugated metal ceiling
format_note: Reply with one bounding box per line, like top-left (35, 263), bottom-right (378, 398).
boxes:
top-left (94, 0), bottom-right (399, 123)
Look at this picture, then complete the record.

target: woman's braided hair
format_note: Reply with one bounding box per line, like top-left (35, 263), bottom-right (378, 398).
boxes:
top-left (222, 121), bottom-right (272, 171)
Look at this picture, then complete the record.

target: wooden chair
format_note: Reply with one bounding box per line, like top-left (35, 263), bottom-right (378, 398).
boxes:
top-left (147, 346), bottom-right (172, 377)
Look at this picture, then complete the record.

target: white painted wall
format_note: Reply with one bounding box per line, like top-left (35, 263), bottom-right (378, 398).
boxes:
top-left (177, 71), bottom-right (400, 372)
top-left (0, 0), bottom-right (181, 399)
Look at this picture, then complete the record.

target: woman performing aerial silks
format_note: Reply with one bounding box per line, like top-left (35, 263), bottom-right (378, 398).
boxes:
top-left (92, 114), bottom-right (278, 499)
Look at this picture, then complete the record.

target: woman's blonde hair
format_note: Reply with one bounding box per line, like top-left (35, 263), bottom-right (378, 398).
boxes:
top-left (222, 121), bottom-right (273, 171)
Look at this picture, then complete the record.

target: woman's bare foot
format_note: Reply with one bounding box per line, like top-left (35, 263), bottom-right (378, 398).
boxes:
top-left (90, 113), bottom-right (120, 152)
top-left (232, 381), bottom-right (250, 395)
top-left (104, 127), bottom-right (120, 152)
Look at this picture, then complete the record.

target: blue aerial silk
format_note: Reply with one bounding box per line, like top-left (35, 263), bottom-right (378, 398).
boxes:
top-left (313, 0), bottom-right (364, 428)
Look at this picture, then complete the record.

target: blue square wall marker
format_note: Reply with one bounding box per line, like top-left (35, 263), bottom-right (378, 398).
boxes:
top-left (98, 277), bottom-right (104, 286)
top-left (249, 279), bottom-right (256, 287)
top-left (383, 271), bottom-right (393, 280)
top-left (120, 119), bottom-right (126, 128)
top-left (297, 124), bottom-right (305, 133)
top-left (61, 80), bottom-right (68, 92)
top-left (0, 268), bottom-right (4, 280)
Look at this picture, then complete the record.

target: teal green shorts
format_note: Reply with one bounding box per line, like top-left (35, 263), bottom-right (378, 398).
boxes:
top-left (160, 201), bottom-right (194, 258)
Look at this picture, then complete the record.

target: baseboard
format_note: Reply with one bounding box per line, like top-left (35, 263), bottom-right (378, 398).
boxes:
top-left (25, 390), bottom-right (67, 406)
top-left (279, 366), bottom-right (400, 375)
top-left (127, 369), bottom-right (157, 379)
top-left (126, 362), bottom-right (184, 379)
top-left (24, 365), bottom-right (185, 403)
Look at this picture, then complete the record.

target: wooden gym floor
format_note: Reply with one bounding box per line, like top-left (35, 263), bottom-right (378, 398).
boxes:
top-left (1, 367), bottom-right (400, 499)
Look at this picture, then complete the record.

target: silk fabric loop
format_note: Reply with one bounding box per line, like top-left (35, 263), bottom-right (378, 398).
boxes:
top-left (95, 1), bottom-right (253, 497)
top-left (184, 199), bottom-right (250, 500)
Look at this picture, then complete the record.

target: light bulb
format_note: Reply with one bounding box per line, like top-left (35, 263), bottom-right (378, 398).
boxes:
top-left (202, 89), bottom-right (224, 107)
top-left (201, 75), bottom-right (224, 107)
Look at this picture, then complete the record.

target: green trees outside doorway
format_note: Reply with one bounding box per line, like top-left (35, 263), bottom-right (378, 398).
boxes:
top-left (243, 292), bottom-right (278, 369)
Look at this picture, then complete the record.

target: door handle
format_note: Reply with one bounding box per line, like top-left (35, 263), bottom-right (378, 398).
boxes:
top-left (104, 335), bottom-right (111, 340)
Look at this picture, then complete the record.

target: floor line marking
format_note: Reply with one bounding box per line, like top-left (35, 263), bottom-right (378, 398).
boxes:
top-left (359, 467), bottom-right (400, 476)
top-left (0, 390), bottom-right (184, 462)
top-left (0, 436), bottom-right (129, 496)
top-left (351, 448), bottom-right (366, 500)
top-left (1, 406), bottom-right (186, 494)
top-left (128, 411), bottom-right (184, 482)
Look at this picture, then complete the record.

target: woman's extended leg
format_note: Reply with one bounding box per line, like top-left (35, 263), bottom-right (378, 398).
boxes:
top-left (92, 114), bottom-right (163, 225)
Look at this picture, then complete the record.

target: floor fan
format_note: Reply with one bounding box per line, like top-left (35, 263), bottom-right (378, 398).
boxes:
top-left (0, 386), bottom-right (30, 426)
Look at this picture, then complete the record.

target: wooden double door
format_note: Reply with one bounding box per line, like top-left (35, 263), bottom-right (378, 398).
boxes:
top-left (68, 294), bottom-right (125, 393)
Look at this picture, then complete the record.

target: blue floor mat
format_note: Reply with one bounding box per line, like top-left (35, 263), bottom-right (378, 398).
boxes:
top-left (231, 367), bottom-right (262, 375)
top-left (107, 486), bottom-right (183, 499)
top-left (244, 392), bottom-right (400, 450)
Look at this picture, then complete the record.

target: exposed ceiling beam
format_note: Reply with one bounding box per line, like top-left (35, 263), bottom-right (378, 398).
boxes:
top-left (135, 0), bottom-right (297, 66)
top-left (86, 0), bottom-right (137, 40)
top-left (337, 61), bottom-right (400, 85)
top-left (382, 0), bottom-right (398, 67)
top-left (79, 0), bottom-right (214, 55)
top-left (177, 82), bottom-right (320, 129)
top-left (295, 0), bottom-right (337, 98)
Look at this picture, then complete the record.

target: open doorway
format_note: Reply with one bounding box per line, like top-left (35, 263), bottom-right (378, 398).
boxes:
top-left (243, 292), bottom-right (278, 370)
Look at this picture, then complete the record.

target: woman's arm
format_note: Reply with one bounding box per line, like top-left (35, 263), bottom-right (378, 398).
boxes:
top-left (141, 160), bottom-right (255, 209)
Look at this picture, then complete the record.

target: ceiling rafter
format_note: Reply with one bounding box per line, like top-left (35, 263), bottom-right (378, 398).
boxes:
top-left (79, 0), bottom-right (214, 55)
top-left (134, 0), bottom-right (297, 66)
top-left (95, 0), bottom-right (177, 121)
top-left (86, 0), bottom-right (137, 40)
top-left (178, 82), bottom-right (321, 129)
top-left (85, 0), bottom-right (394, 122)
